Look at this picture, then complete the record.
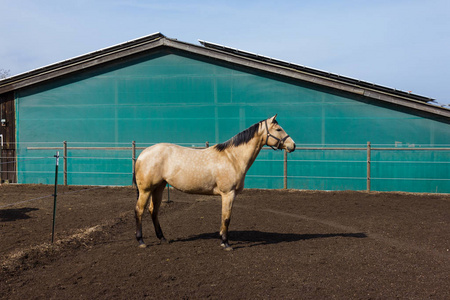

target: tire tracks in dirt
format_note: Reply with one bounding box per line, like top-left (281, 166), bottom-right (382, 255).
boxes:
top-left (236, 204), bottom-right (449, 261)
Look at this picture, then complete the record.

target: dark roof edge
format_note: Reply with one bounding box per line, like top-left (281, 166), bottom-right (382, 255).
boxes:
top-left (0, 32), bottom-right (165, 94)
top-left (167, 39), bottom-right (450, 119)
top-left (199, 40), bottom-right (434, 103)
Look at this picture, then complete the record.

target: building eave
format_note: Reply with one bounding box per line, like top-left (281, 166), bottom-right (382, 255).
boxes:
top-left (0, 32), bottom-right (448, 119)
top-left (0, 32), bottom-right (165, 94)
top-left (168, 39), bottom-right (450, 119)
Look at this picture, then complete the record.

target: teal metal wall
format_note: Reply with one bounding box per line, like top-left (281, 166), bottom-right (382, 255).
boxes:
top-left (15, 50), bottom-right (450, 192)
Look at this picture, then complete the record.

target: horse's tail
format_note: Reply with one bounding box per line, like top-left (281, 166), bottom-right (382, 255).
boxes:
top-left (132, 172), bottom-right (139, 200)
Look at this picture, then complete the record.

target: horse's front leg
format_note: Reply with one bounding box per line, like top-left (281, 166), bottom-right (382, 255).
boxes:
top-left (220, 191), bottom-right (236, 251)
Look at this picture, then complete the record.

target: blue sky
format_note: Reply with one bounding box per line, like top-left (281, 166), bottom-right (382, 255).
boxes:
top-left (1, 0), bottom-right (449, 106)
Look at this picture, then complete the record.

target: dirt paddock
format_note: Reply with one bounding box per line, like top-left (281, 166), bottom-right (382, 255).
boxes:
top-left (1, 184), bottom-right (449, 299)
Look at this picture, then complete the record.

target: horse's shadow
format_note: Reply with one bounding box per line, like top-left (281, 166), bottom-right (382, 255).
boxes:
top-left (173, 230), bottom-right (367, 249)
top-left (0, 207), bottom-right (39, 222)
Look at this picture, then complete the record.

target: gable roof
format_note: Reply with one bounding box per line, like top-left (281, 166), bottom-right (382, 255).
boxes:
top-left (1, 32), bottom-right (449, 118)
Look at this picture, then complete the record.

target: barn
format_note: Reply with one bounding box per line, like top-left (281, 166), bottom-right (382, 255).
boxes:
top-left (1, 33), bottom-right (449, 192)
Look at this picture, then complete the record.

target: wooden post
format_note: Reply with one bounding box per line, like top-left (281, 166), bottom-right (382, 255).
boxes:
top-left (63, 141), bottom-right (67, 186)
top-left (367, 141), bottom-right (371, 192)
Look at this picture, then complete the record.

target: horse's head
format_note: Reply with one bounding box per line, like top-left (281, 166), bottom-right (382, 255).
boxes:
top-left (263, 114), bottom-right (296, 153)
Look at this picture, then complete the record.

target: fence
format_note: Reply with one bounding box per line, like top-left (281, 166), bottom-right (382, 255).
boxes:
top-left (2, 141), bottom-right (449, 193)
top-left (292, 143), bottom-right (450, 193)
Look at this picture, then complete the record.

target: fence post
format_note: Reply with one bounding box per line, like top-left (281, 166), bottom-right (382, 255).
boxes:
top-left (284, 151), bottom-right (288, 189)
top-left (367, 141), bottom-right (371, 192)
top-left (63, 141), bottom-right (67, 186)
top-left (132, 141), bottom-right (136, 187)
top-left (52, 151), bottom-right (59, 243)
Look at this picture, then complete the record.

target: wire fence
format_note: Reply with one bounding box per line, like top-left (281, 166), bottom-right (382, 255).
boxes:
top-left (1, 141), bottom-right (450, 193)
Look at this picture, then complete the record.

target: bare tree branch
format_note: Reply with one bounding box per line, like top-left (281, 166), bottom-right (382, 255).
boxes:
top-left (0, 69), bottom-right (11, 79)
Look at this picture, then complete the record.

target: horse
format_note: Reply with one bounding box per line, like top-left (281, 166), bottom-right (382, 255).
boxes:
top-left (134, 114), bottom-right (295, 250)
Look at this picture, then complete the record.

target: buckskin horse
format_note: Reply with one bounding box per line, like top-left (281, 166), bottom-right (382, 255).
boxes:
top-left (134, 115), bottom-right (295, 250)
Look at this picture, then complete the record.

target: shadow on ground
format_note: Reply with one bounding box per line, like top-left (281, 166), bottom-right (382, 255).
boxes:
top-left (173, 230), bottom-right (367, 248)
top-left (0, 207), bottom-right (39, 222)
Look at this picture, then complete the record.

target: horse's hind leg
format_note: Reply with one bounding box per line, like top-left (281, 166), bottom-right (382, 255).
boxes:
top-left (135, 189), bottom-right (151, 248)
top-left (149, 182), bottom-right (167, 243)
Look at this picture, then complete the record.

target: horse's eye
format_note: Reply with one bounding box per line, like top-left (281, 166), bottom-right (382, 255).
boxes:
top-left (276, 129), bottom-right (282, 132)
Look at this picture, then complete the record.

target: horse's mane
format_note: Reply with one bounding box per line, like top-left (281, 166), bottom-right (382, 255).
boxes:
top-left (214, 121), bottom-right (261, 152)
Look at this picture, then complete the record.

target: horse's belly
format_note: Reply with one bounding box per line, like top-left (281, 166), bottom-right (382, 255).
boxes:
top-left (166, 167), bottom-right (220, 194)
top-left (166, 171), bottom-right (217, 195)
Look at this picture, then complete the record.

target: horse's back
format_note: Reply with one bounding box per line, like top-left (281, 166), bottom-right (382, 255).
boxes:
top-left (135, 143), bottom-right (221, 193)
top-left (136, 143), bottom-right (180, 173)
top-left (137, 143), bottom-right (204, 166)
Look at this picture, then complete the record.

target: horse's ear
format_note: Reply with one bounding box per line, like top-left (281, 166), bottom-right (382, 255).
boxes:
top-left (270, 114), bottom-right (278, 123)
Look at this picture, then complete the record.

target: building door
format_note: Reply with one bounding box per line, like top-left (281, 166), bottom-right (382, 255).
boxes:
top-left (0, 91), bottom-right (16, 183)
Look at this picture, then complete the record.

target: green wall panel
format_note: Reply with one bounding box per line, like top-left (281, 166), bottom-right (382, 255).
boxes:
top-left (287, 150), bottom-right (367, 191)
top-left (15, 50), bottom-right (450, 192)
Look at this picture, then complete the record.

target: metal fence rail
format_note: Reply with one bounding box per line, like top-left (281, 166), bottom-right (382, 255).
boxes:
top-left (7, 141), bottom-right (449, 193)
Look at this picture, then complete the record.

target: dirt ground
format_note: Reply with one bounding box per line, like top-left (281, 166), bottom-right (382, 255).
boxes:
top-left (0, 184), bottom-right (449, 299)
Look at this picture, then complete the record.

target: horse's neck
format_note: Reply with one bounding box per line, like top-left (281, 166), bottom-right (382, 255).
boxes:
top-left (225, 135), bottom-right (264, 174)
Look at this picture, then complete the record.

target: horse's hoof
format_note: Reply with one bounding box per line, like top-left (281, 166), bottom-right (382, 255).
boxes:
top-left (221, 243), bottom-right (233, 251)
top-left (159, 238), bottom-right (168, 244)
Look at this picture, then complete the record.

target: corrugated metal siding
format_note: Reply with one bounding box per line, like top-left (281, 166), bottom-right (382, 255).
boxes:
top-left (15, 50), bottom-right (450, 192)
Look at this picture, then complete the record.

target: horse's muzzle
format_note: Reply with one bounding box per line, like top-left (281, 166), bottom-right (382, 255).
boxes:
top-left (286, 143), bottom-right (296, 153)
